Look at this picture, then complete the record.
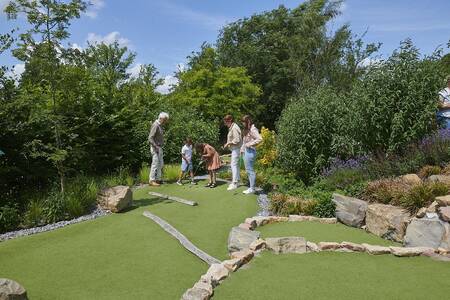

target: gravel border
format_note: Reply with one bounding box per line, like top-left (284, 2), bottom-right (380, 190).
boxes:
top-left (0, 206), bottom-right (111, 242)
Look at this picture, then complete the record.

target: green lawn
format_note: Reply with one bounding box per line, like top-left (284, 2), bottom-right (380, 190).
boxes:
top-left (258, 221), bottom-right (400, 246)
top-left (0, 182), bottom-right (258, 300)
top-left (214, 251), bottom-right (450, 300)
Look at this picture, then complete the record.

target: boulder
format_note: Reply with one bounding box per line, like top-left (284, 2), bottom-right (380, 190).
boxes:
top-left (265, 237), bottom-right (306, 254)
top-left (390, 246), bottom-right (434, 257)
top-left (97, 185), bottom-right (132, 213)
top-left (230, 249), bottom-right (254, 264)
top-left (400, 174), bottom-right (422, 185)
top-left (340, 241), bottom-right (366, 252)
top-left (404, 218), bottom-right (450, 250)
top-left (416, 207), bottom-right (427, 218)
top-left (202, 264), bottom-right (230, 287)
top-left (181, 287), bottom-right (211, 300)
top-left (361, 244), bottom-right (391, 255)
top-left (365, 203), bottom-right (410, 242)
top-left (249, 239), bottom-right (266, 251)
top-left (436, 195), bottom-right (450, 206)
top-left (427, 175), bottom-right (450, 185)
top-left (318, 242), bottom-right (341, 251)
top-left (0, 279), bottom-right (27, 300)
top-left (227, 227), bottom-right (260, 253)
top-left (238, 223), bottom-right (253, 231)
top-left (438, 206), bottom-right (450, 222)
top-left (306, 241), bottom-right (320, 253)
top-left (193, 281), bottom-right (213, 297)
top-left (332, 193), bottom-right (368, 228)
top-left (244, 218), bottom-right (257, 230)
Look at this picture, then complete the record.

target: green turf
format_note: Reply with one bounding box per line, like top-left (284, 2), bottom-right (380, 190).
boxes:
top-left (0, 181), bottom-right (258, 300)
top-left (214, 251), bottom-right (450, 300)
top-left (258, 221), bottom-right (400, 246)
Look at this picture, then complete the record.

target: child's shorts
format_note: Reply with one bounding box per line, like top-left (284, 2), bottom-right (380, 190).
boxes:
top-left (181, 161), bottom-right (193, 172)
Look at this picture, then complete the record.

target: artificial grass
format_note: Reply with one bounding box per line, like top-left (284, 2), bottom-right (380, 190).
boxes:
top-left (214, 251), bottom-right (450, 300)
top-left (258, 221), bottom-right (400, 246)
top-left (0, 181), bottom-right (258, 300)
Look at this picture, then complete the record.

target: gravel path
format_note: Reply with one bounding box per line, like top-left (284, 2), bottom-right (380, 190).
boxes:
top-left (0, 207), bottom-right (110, 242)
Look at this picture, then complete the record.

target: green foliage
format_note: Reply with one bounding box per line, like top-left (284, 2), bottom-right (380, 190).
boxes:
top-left (400, 182), bottom-right (449, 214)
top-left (139, 164), bottom-right (150, 184)
top-left (417, 165), bottom-right (441, 179)
top-left (171, 45), bottom-right (261, 122)
top-left (0, 204), bottom-right (21, 233)
top-left (313, 197), bottom-right (336, 218)
top-left (256, 127), bottom-right (277, 168)
top-left (23, 200), bottom-right (45, 227)
top-left (163, 164), bottom-right (180, 182)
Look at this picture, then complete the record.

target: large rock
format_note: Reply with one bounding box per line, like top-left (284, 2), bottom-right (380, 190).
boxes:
top-left (427, 175), bottom-right (450, 185)
top-left (400, 174), bottom-right (422, 185)
top-left (436, 195), bottom-right (450, 206)
top-left (181, 287), bottom-right (211, 300)
top-left (332, 193), bottom-right (368, 228)
top-left (404, 218), bottom-right (450, 250)
top-left (365, 203), bottom-right (410, 242)
top-left (438, 206), bottom-right (450, 222)
top-left (0, 279), bottom-right (28, 300)
top-left (97, 185), bottom-right (132, 213)
top-left (390, 246), bottom-right (434, 257)
top-left (227, 227), bottom-right (260, 253)
top-left (265, 237), bottom-right (306, 254)
top-left (201, 264), bottom-right (230, 287)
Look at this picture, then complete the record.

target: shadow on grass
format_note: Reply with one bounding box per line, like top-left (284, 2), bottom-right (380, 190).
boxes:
top-left (121, 197), bottom-right (172, 212)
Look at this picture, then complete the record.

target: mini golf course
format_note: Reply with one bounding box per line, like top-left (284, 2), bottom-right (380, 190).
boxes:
top-left (1, 182), bottom-right (449, 299)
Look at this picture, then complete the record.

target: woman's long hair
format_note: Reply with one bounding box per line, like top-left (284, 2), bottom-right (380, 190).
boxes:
top-left (241, 115), bottom-right (253, 136)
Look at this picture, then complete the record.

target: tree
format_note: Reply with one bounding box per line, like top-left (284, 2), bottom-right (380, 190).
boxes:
top-left (171, 45), bottom-right (261, 122)
top-left (217, 0), bottom-right (379, 127)
top-left (5, 0), bottom-right (87, 193)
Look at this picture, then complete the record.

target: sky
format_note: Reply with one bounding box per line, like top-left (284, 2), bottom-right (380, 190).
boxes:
top-left (1, 0), bottom-right (449, 93)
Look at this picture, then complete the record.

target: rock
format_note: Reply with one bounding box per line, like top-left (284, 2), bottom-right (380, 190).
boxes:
top-left (436, 195), bottom-right (450, 206)
top-left (230, 249), bottom-right (254, 264)
top-left (318, 242), bottom-right (341, 251)
top-left (202, 264), bottom-right (230, 287)
top-left (288, 215), bottom-right (310, 222)
top-left (227, 227), bottom-right (260, 253)
top-left (319, 218), bottom-right (338, 224)
top-left (181, 287), bottom-right (211, 300)
top-left (340, 241), bottom-right (366, 252)
top-left (97, 185), bottom-right (132, 213)
top-left (404, 218), bottom-right (450, 250)
top-left (416, 207), bottom-right (427, 218)
top-left (244, 218), bottom-right (257, 230)
top-left (361, 244), bottom-right (391, 255)
top-left (221, 258), bottom-right (242, 272)
top-left (332, 193), bottom-right (368, 228)
top-left (400, 174), bottom-right (422, 185)
top-left (288, 215), bottom-right (337, 224)
top-left (0, 279), bottom-right (28, 300)
top-left (249, 239), bottom-right (266, 251)
top-left (438, 206), bottom-right (450, 222)
top-left (390, 246), bottom-right (434, 257)
top-left (422, 252), bottom-right (450, 262)
top-left (426, 201), bottom-right (439, 213)
top-left (437, 247), bottom-right (449, 255)
top-left (265, 237), bottom-right (306, 254)
top-left (427, 175), bottom-right (450, 185)
top-left (193, 281), bottom-right (213, 296)
top-left (306, 241), bottom-right (320, 253)
top-left (365, 203), bottom-right (410, 242)
top-left (238, 223), bottom-right (253, 230)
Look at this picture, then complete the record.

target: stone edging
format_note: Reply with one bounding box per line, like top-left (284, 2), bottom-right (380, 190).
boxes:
top-left (181, 215), bottom-right (450, 300)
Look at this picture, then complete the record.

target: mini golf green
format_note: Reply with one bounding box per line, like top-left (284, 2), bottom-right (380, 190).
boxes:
top-left (258, 221), bottom-right (400, 246)
top-left (0, 182), bottom-right (258, 300)
top-left (214, 251), bottom-right (450, 300)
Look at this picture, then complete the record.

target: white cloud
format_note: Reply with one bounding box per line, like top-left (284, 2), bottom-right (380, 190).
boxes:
top-left (70, 43), bottom-right (83, 51)
top-left (86, 31), bottom-right (130, 47)
top-left (6, 63), bottom-right (25, 80)
top-left (0, 0), bottom-right (9, 9)
top-left (156, 75), bottom-right (178, 94)
top-left (359, 57), bottom-right (382, 67)
top-left (85, 0), bottom-right (105, 19)
top-left (128, 63), bottom-right (142, 79)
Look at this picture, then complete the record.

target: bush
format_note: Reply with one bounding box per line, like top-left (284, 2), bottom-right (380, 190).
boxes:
top-left (139, 164), bottom-right (150, 184)
top-left (163, 164), bottom-right (180, 182)
top-left (400, 182), bottom-right (449, 214)
top-left (42, 188), bottom-right (67, 223)
top-left (0, 204), bottom-right (21, 233)
top-left (257, 127), bottom-right (277, 168)
top-left (362, 178), bottom-right (411, 205)
top-left (418, 165), bottom-right (441, 179)
top-left (23, 199), bottom-right (44, 227)
top-left (313, 198), bottom-right (336, 218)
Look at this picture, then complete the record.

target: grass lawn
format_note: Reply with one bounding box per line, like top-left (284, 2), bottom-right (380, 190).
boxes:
top-left (258, 221), bottom-right (400, 246)
top-left (0, 181), bottom-right (258, 300)
top-left (214, 251), bottom-right (450, 300)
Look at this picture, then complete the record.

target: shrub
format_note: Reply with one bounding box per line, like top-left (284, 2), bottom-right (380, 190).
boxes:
top-left (0, 204), bottom-right (21, 233)
top-left (23, 199), bottom-right (44, 227)
top-left (139, 164), bottom-right (150, 184)
top-left (316, 168), bottom-right (368, 192)
top-left (417, 165), bottom-right (441, 179)
top-left (257, 127), bottom-right (277, 167)
top-left (42, 188), bottom-right (67, 223)
top-left (400, 182), bottom-right (449, 214)
top-left (163, 164), bottom-right (180, 182)
top-left (65, 194), bottom-right (85, 219)
top-left (313, 198), bottom-right (336, 218)
top-left (362, 178), bottom-right (411, 205)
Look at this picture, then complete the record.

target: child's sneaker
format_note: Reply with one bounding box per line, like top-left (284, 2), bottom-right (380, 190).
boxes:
top-left (190, 180), bottom-right (197, 185)
top-left (176, 181), bottom-right (183, 186)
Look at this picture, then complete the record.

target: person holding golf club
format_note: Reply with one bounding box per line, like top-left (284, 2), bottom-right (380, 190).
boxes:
top-left (196, 143), bottom-right (221, 188)
top-left (438, 75), bottom-right (450, 128)
top-left (241, 115), bottom-right (262, 194)
top-left (223, 115), bottom-right (242, 191)
top-left (177, 138), bottom-right (196, 186)
top-left (148, 112), bottom-right (169, 186)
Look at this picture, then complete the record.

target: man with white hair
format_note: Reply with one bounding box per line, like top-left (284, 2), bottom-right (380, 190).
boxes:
top-left (148, 112), bottom-right (169, 186)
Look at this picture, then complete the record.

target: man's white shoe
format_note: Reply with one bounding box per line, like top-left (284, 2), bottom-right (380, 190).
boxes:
top-left (227, 183), bottom-right (238, 191)
top-left (243, 188), bottom-right (255, 194)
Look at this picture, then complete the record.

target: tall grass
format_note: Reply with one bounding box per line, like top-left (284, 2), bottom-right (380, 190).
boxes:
top-left (163, 164), bottom-right (180, 182)
top-left (139, 164), bottom-right (150, 183)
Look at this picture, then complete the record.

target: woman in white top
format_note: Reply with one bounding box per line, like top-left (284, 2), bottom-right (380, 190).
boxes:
top-left (240, 115), bottom-right (262, 194)
top-left (438, 76), bottom-right (450, 128)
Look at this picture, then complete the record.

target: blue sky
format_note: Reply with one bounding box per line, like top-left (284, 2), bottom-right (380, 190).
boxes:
top-left (1, 0), bottom-right (449, 93)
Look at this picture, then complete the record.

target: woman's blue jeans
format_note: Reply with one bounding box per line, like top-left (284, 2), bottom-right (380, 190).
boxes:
top-left (244, 148), bottom-right (256, 189)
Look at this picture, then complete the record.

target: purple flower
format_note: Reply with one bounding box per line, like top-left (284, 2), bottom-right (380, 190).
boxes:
top-left (321, 155), bottom-right (368, 177)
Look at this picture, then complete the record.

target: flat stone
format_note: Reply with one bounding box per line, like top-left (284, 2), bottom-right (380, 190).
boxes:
top-left (438, 247), bottom-right (449, 255)
top-left (340, 241), bottom-right (366, 252)
top-left (427, 175), bottom-right (450, 184)
top-left (221, 258), bottom-right (242, 272)
top-left (0, 279), bottom-right (28, 300)
top-left (202, 264), bottom-right (230, 287)
top-left (249, 239), bottom-right (266, 251)
top-left (193, 281), bottom-right (213, 296)
top-left (230, 249), bottom-right (254, 264)
top-left (426, 201), bottom-right (439, 213)
top-left (318, 242), bottom-right (341, 251)
top-left (400, 174), bottom-right (422, 185)
top-left (306, 241), bottom-right (320, 252)
top-left (238, 223), bottom-right (253, 230)
top-left (97, 185), bottom-right (132, 213)
top-left (390, 246), bottom-right (434, 257)
top-left (362, 244), bottom-right (391, 255)
top-left (404, 218), bottom-right (450, 250)
top-left (181, 287), bottom-right (211, 300)
top-left (438, 206), bottom-right (450, 222)
top-left (288, 215), bottom-right (337, 224)
top-left (227, 227), bottom-right (260, 253)
top-left (416, 207), bottom-right (427, 218)
top-left (365, 203), bottom-right (410, 242)
top-left (266, 237), bottom-right (306, 254)
top-left (244, 218), bottom-right (257, 229)
top-left (332, 193), bottom-right (368, 228)
top-left (436, 195), bottom-right (450, 206)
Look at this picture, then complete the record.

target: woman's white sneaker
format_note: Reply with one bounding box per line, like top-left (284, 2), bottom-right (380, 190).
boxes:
top-left (227, 183), bottom-right (238, 191)
top-left (243, 188), bottom-right (255, 194)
